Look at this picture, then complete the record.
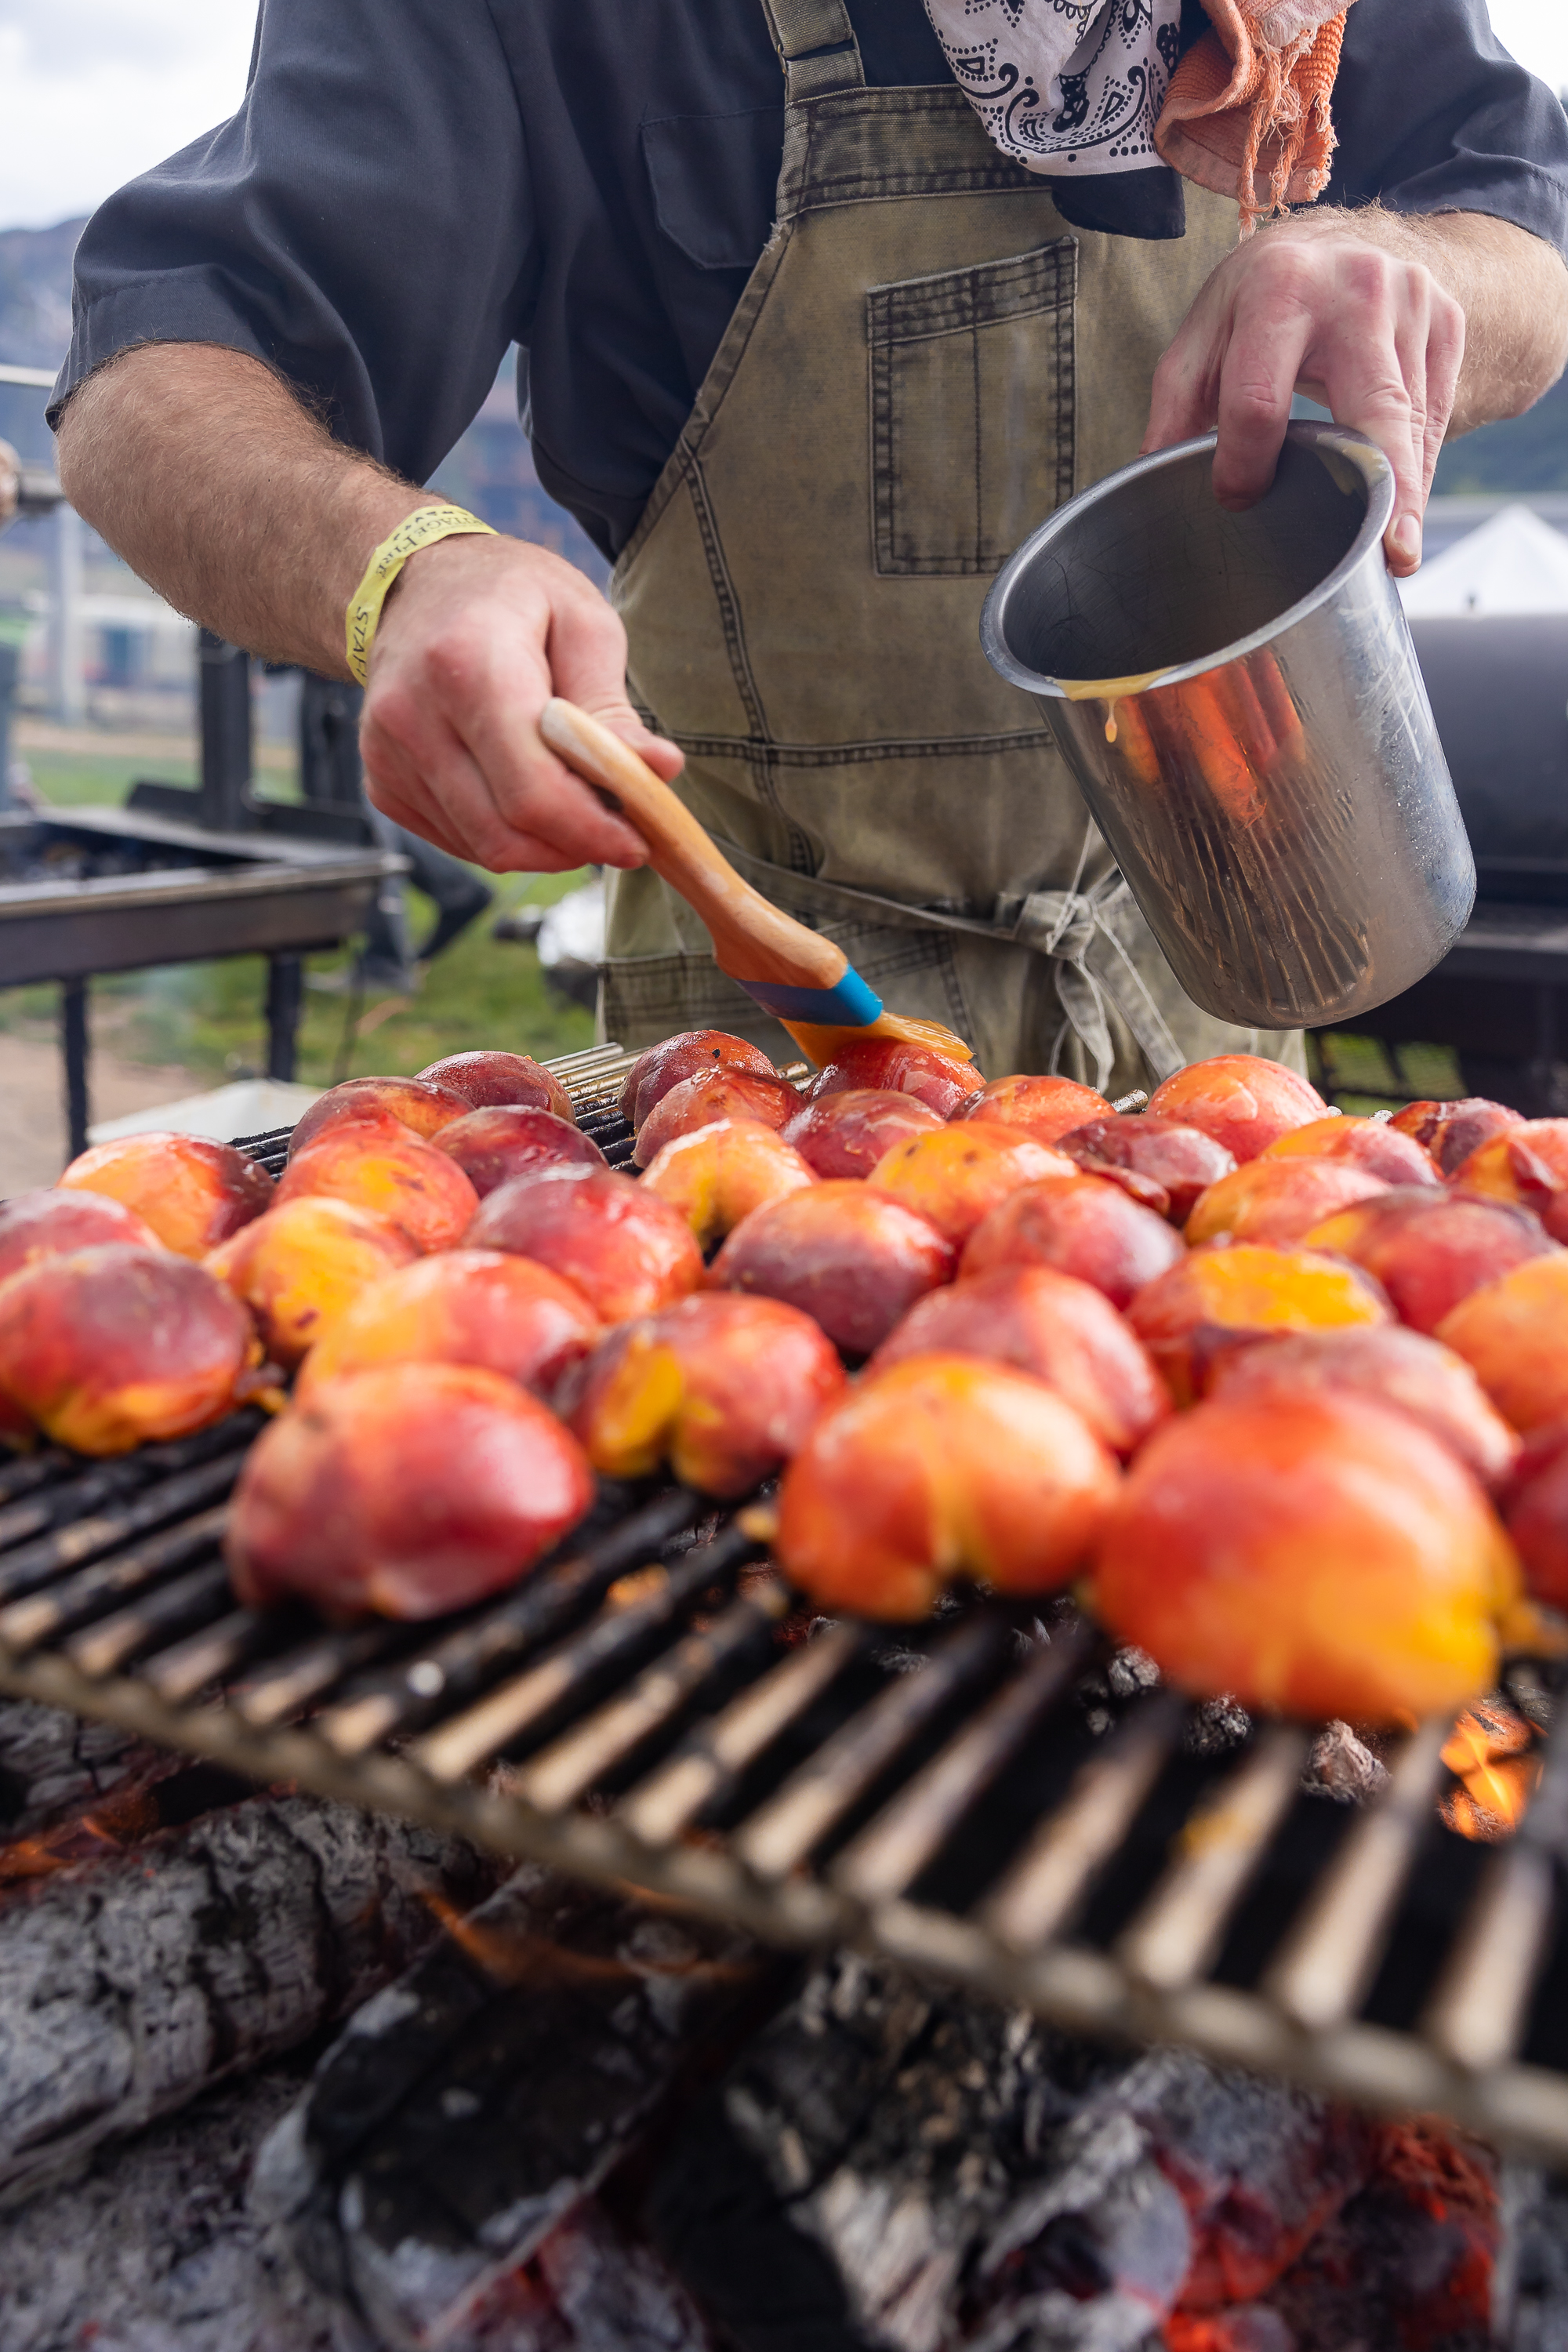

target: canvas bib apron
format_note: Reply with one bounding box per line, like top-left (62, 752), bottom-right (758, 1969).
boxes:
top-left (603, 0), bottom-right (1305, 1092)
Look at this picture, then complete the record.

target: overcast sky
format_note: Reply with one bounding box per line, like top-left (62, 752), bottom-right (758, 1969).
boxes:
top-left (1, 0), bottom-right (1566, 231)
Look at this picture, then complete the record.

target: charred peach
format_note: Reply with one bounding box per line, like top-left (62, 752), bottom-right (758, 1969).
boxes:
top-left (468, 1167), bottom-right (703, 1321)
top-left (1436, 1255), bottom-right (1568, 1433)
top-left (417, 1051), bottom-right (575, 1121)
top-left (775, 1353), bottom-right (1120, 1620)
top-left (1261, 1115), bottom-right (1438, 1186)
top-left (868, 1123), bottom-right (1075, 1249)
top-left (1501, 1424), bottom-right (1568, 1610)
top-left (1058, 1116), bottom-right (1237, 1226)
top-left (205, 1196), bottom-right (418, 1367)
top-left (0, 1187), bottom-right (160, 1283)
top-left (434, 1105), bottom-right (605, 1200)
top-left (640, 1117), bottom-right (815, 1250)
top-left (277, 1123), bottom-right (479, 1253)
top-left (60, 1132), bottom-right (273, 1259)
top-left (804, 1036), bottom-right (984, 1120)
top-left (620, 1031), bottom-right (779, 1129)
top-left (227, 1363), bottom-right (593, 1620)
top-left (711, 1181), bottom-right (953, 1356)
top-left (296, 1249), bottom-right (599, 1404)
top-left (633, 1068), bottom-right (800, 1167)
top-left (289, 1074), bottom-right (470, 1155)
top-left (1184, 1156), bottom-right (1388, 1248)
top-left (1207, 1325), bottom-right (1519, 1489)
top-left (1145, 1054), bottom-right (1327, 1162)
top-left (1304, 1188), bottom-right (1558, 1335)
top-left (954, 1073), bottom-right (1111, 1145)
top-left (1091, 1394), bottom-right (1519, 1723)
top-left (567, 1293), bottom-right (844, 1496)
top-left (960, 1174), bottom-right (1183, 1309)
top-left (1391, 1097), bottom-right (1523, 1177)
top-left (782, 1088), bottom-right (944, 1181)
top-left (1127, 1243), bottom-right (1390, 1404)
top-left (0, 1243), bottom-right (259, 1454)
top-left (868, 1265), bottom-right (1169, 1458)
top-left (1450, 1119), bottom-right (1568, 1243)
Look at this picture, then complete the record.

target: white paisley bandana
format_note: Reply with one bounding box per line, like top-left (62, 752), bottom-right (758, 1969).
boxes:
top-left (922, 0), bottom-right (1185, 176)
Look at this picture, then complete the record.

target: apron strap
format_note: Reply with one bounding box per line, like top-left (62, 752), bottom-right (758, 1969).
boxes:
top-left (758, 0), bottom-right (866, 102)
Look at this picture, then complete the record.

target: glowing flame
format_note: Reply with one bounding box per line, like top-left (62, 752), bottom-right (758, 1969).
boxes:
top-left (0, 1782), bottom-right (168, 1883)
top-left (1439, 1703), bottom-right (1541, 1842)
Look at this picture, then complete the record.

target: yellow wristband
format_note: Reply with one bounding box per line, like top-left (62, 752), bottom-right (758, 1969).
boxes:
top-left (345, 504), bottom-right (496, 686)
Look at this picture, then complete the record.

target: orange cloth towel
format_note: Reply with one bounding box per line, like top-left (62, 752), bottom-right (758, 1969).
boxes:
top-left (1155, 0), bottom-right (1355, 232)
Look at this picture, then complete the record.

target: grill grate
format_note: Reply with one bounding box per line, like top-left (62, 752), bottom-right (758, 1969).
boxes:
top-left (3, 1040), bottom-right (1568, 2158)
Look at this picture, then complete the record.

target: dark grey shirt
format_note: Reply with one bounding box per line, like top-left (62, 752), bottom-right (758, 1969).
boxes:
top-left (52, 0), bottom-right (1568, 560)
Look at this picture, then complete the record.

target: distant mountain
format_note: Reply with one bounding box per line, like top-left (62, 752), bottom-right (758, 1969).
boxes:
top-left (1432, 376), bottom-right (1568, 496)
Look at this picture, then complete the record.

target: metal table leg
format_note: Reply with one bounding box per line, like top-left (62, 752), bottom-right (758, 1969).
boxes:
top-left (265, 954), bottom-right (304, 1083)
top-left (60, 977), bottom-right (89, 1162)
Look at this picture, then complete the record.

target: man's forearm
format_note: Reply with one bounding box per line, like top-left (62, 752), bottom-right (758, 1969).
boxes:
top-left (53, 343), bottom-right (429, 675)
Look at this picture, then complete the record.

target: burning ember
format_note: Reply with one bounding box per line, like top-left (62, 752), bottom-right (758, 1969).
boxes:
top-left (1439, 1697), bottom-right (1541, 1842)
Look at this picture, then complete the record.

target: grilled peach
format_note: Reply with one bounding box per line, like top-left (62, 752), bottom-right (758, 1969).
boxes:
top-left (1145, 1054), bottom-right (1327, 1162)
top-left (1091, 1394), bottom-right (1519, 1722)
top-left (1262, 1114), bottom-right (1438, 1186)
top-left (782, 1088), bottom-right (944, 1181)
top-left (1303, 1188), bottom-right (1558, 1335)
top-left (620, 1031), bottom-right (780, 1129)
top-left (775, 1353), bottom-right (1120, 1620)
top-left (434, 1105), bottom-right (605, 1200)
top-left (711, 1181), bottom-right (953, 1356)
top-left (803, 1036), bottom-right (984, 1120)
top-left (1436, 1256), bottom-right (1568, 1433)
top-left (59, 1132), bottom-right (273, 1260)
top-left (0, 1243), bottom-right (260, 1454)
top-left (227, 1363), bottom-right (593, 1620)
top-left (868, 1124), bottom-right (1075, 1249)
top-left (468, 1167), bottom-right (703, 1321)
top-left (1450, 1119), bottom-right (1568, 1242)
top-left (296, 1249), bottom-right (600, 1405)
top-left (640, 1117), bottom-right (815, 1251)
top-left (1501, 1424), bottom-right (1568, 1609)
top-left (417, 1050), bottom-right (575, 1121)
top-left (566, 1293), bottom-right (844, 1497)
top-left (0, 1187), bottom-right (159, 1283)
top-left (960, 1174), bottom-right (1183, 1309)
top-left (633, 1068), bottom-right (800, 1167)
top-left (205, 1196), bottom-right (418, 1367)
top-left (868, 1265), bottom-right (1169, 1457)
top-left (1184, 1156), bottom-right (1388, 1247)
top-left (954, 1073), bottom-right (1111, 1145)
top-left (1391, 1096), bottom-right (1523, 1177)
top-left (1207, 1326), bottom-right (1519, 1489)
top-left (277, 1123), bottom-right (479, 1253)
top-left (1127, 1243), bottom-right (1390, 1404)
top-left (289, 1074), bottom-right (470, 1154)
top-left (1058, 1116), bottom-right (1237, 1225)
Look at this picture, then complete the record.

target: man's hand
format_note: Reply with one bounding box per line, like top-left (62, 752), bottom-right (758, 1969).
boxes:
top-left (1143, 208), bottom-right (1568, 575)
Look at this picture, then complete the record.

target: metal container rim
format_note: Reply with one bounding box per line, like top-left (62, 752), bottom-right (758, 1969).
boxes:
top-left (980, 421), bottom-right (1396, 700)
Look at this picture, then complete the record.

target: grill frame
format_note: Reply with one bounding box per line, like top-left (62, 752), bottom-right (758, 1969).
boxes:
top-left (2, 1040), bottom-right (1567, 2161)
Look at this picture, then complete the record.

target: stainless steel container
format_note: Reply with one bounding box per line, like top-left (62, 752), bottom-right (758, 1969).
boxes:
top-left (980, 423), bottom-right (1475, 1029)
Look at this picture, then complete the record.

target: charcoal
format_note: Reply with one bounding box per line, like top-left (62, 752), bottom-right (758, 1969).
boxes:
top-left (1183, 1698), bottom-right (1252, 1759)
top-left (1498, 2160), bottom-right (1568, 2351)
top-left (0, 1694), bottom-right (176, 1842)
top-left (0, 1789), bottom-right (494, 2205)
top-left (1106, 1648), bottom-right (1160, 1700)
top-left (253, 1862), bottom-right (775, 2352)
top-left (1301, 1722), bottom-right (1389, 1804)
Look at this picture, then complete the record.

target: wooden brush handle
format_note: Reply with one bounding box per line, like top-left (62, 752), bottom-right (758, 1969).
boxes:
top-left (539, 699), bottom-right (844, 989)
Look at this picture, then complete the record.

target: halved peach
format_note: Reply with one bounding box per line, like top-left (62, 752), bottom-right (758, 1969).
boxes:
top-left (1058, 1116), bottom-right (1237, 1225)
top-left (1091, 1393), bottom-right (1519, 1722)
top-left (417, 1051), bottom-right (575, 1121)
top-left (1303, 1188), bottom-right (1558, 1334)
top-left (434, 1106), bottom-right (606, 1200)
top-left (1436, 1255), bottom-right (1568, 1433)
top-left (1450, 1119), bottom-right (1568, 1243)
top-left (960, 1174), bottom-right (1183, 1309)
top-left (640, 1117), bottom-right (815, 1251)
top-left (782, 1089), bottom-right (944, 1181)
top-left (566, 1292), bottom-right (844, 1497)
top-left (1501, 1423), bottom-right (1568, 1610)
top-left (60, 1132), bottom-right (273, 1259)
top-left (1127, 1243), bottom-right (1390, 1404)
top-left (296, 1248), bottom-right (600, 1405)
top-left (289, 1073), bottom-right (470, 1154)
top-left (1145, 1054), bottom-right (1327, 1162)
top-left (775, 1352), bottom-right (1120, 1620)
top-left (803, 1036), bottom-right (984, 1120)
top-left (0, 1243), bottom-right (260, 1454)
top-left (868, 1265), bottom-right (1169, 1457)
top-left (277, 1123), bottom-right (479, 1253)
top-left (710, 1181), bottom-right (953, 1356)
top-left (0, 1187), bottom-right (160, 1283)
top-left (1184, 1156), bottom-right (1388, 1248)
top-left (633, 1068), bottom-right (800, 1167)
top-left (1261, 1115), bottom-right (1438, 1186)
top-left (953, 1073), bottom-right (1112, 1146)
top-left (620, 1031), bottom-right (780, 1129)
top-left (227, 1363), bottom-right (594, 1620)
top-left (868, 1123), bottom-right (1076, 1248)
top-left (206, 1196), bottom-right (418, 1367)
top-left (467, 1167), bottom-right (703, 1321)
top-left (1390, 1097), bottom-right (1523, 1177)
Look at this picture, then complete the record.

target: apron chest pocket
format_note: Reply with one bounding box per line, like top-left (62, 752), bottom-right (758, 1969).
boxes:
top-left (868, 237), bottom-right (1076, 578)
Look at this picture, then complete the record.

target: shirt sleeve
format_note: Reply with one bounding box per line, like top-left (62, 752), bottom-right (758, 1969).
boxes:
top-left (1326, 0), bottom-right (1568, 259)
top-left (49, 0), bottom-right (537, 485)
